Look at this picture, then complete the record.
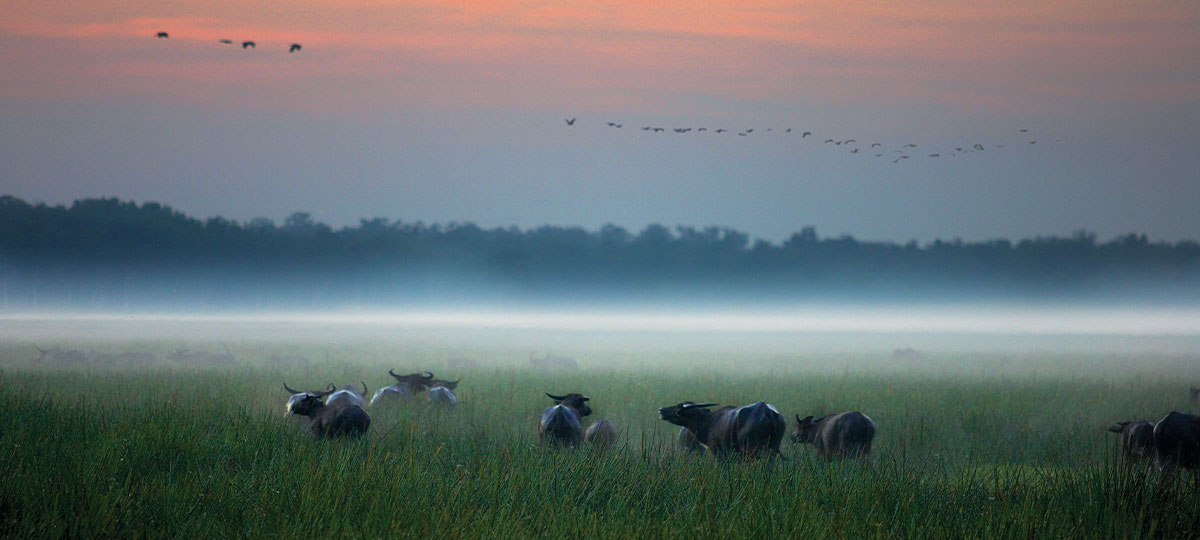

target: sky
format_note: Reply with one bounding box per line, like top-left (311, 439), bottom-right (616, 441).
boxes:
top-left (1, 1), bottom-right (1198, 243)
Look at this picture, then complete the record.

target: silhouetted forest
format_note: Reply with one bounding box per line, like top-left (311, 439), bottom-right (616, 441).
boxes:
top-left (1, 195), bottom-right (1197, 309)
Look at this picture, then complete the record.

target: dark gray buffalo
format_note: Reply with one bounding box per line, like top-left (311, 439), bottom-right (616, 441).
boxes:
top-left (791, 412), bottom-right (877, 460)
top-left (1107, 420), bottom-right (1155, 464)
top-left (285, 383), bottom-right (371, 438)
top-left (658, 401), bottom-right (785, 459)
top-left (539, 393), bottom-right (593, 448)
top-left (1153, 411), bottom-right (1200, 476)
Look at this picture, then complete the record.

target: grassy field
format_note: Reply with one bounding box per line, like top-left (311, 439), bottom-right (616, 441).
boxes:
top-left (2, 321), bottom-right (1200, 538)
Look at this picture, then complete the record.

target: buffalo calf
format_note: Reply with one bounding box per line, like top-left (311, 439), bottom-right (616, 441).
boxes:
top-left (791, 411), bottom-right (876, 460)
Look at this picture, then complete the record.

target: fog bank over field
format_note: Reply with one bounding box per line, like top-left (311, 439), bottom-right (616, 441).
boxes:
top-left (4, 305), bottom-right (1199, 356)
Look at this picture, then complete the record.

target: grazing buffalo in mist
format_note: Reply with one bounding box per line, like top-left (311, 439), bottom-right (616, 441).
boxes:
top-left (658, 401), bottom-right (786, 459)
top-left (168, 349), bottom-right (235, 366)
top-left (1108, 420), bottom-right (1155, 464)
top-left (539, 393), bottom-right (593, 448)
top-left (678, 426), bottom-right (706, 454)
top-left (33, 347), bottom-right (155, 367)
top-left (530, 353), bottom-right (578, 370)
top-left (892, 347), bottom-right (921, 359)
top-left (791, 412), bottom-right (877, 460)
top-left (447, 357), bottom-right (481, 370)
top-left (428, 378), bottom-right (460, 409)
top-left (585, 420), bottom-right (618, 449)
top-left (326, 382), bottom-right (368, 408)
top-left (285, 383), bottom-right (370, 438)
top-left (370, 370), bottom-right (434, 406)
top-left (1153, 411), bottom-right (1200, 476)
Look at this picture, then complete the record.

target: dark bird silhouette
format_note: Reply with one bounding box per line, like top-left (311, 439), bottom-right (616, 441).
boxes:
top-left (1029, 140), bottom-right (1036, 144)
top-left (564, 118), bottom-right (576, 126)
top-left (802, 132), bottom-right (811, 138)
top-left (715, 129), bottom-right (727, 133)
top-left (1020, 129), bottom-right (1029, 133)
top-left (242, 41), bottom-right (256, 49)
top-left (606, 122), bottom-right (622, 128)
top-left (653, 127), bottom-right (664, 132)
top-left (786, 128), bottom-right (792, 133)
top-left (850, 149), bottom-right (858, 153)
top-left (844, 139), bottom-right (856, 145)
top-left (824, 139), bottom-right (835, 144)
top-left (973, 144), bottom-right (984, 151)
top-left (903, 143), bottom-right (917, 148)
top-left (874, 154), bottom-right (883, 157)
top-left (219, 39), bottom-right (233, 44)
top-left (642, 126), bottom-right (652, 131)
top-left (289, 43), bottom-right (302, 53)
top-left (871, 143), bottom-right (881, 148)
top-left (697, 128), bottom-right (708, 132)
top-left (745, 129), bottom-right (754, 134)
top-left (156, 32), bottom-right (169, 39)
top-left (929, 154), bottom-right (940, 158)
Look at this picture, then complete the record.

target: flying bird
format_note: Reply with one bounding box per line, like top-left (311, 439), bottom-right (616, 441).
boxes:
top-left (785, 128), bottom-right (792, 133)
top-left (715, 129), bottom-right (727, 133)
top-left (738, 133), bottom-right (747, 136)
top-left (289, 43), bottom-right (302, 53)
top-left (745, 129), bottom-right (754, 133)
top-left (564, 118), bottom-right (576, 126)
top-left (219, 39), bottom-right (233, 44)
top-left (1020, 129), bottom-right (1029, 133)
top-left (242, 41), bottom-right (256, 49)
top-left (871, 143), bottom-right (881, 148)
top-left (697, 128), bottom-right (707, 132)
top-left (844, 139), bottom-right (856, 145)
top-left (642, 126), bottom-right (652, 131)
top-left (653, 127), bottom-right (664, 132)
top-left (801, 131), bottom-right (811, 138)
top-left (850, 149), bottom-right (858, 154)
top-left (824, 139), bottom-right (835, 144)
top-left (903, 143), bottom-right (917, 148)
top-left (156, 32), bottom-right (169, 39)
top-left (973, 144), bottom-right (984, 151)
top-left (929, 154), bottom-right (940, 158)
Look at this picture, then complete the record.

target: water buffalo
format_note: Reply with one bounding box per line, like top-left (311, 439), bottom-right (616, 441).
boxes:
top-left (284, 383), bottom-right (333, 415)
top-left (585, 420), bottom-right (618, 449)
top-left (285, 383), bottom-right (371, 438)
top-left (658, 401), bottom-right (785, 459)
top-left (428, 378), bottom-right (460, 409)
top-left (1153, 411), bottom-right (1200, 476)
top-left (791, 412), bottom-right (877, 460)
top-left (326, 382), bottom-right (368, 408)
top-left (1108, 420), bottom-right (1155, 464)
top-left (370, 370), bottom-right (434, 406)
top-left (539, 393), bottom-right (593, 448)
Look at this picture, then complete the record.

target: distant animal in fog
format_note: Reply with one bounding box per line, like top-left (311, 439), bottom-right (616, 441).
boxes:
top-left (168, 349), bottom-right (235, 366)
top-left (1108, 420), bottom-right (1155, 464)
top-left (285, 383), bottom-right (370, 438)
top-left (539, 393), bottom-right (592, 448)
top-left (1190, 387), bottom-right (1200, 404)
top-left (792, 412), bottom-right (876, 460)
top-left (326, 382), bottom-right (368, 408)
top-left (371, 370), bottom-right (434, 406)
top-left (585, 420), bottom-right (618, 449)
top-left (892, 347), bottom-right (921, 359)
top-left (530, 352), bottom-right (578, 370)
top-left (1153, 411), bottom-right (1200, 476)
top-left (658, 401), bottom-right (785, 459)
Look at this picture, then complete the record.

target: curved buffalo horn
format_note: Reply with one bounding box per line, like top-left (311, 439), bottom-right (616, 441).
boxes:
top-left (313, 384), bottom-right (336, 397)
top-left (546, 392), bottom-right (565, 401)
top-left (682, 402), bottom-right (718, 409)
top-left (359, 381), bottom-right (368, 395)
top-left (388, 368), bottom-right (406, 381)
top-left (283, 382), bottom-right (303, 394)
top-left (582, 396), bottom-right (591, 401)
top-left (421, 371), bottom-right (434, 380)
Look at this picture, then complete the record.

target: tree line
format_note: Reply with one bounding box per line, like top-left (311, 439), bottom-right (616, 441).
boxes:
top-left (0, 195), bottom-right (1197, 308)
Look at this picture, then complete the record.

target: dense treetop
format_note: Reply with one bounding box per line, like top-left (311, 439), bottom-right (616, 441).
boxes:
top-left (0, 195), bottom-right (1196, 308)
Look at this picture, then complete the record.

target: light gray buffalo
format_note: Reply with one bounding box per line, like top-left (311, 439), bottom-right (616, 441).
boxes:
top-left (658, 401), bottom-right (786, 459)
top-left (326, 382), bottom-right (368, 408)
top-left (585, 420), bottom-right (619, 449)
top-left (1108, 420), bottom-right (1155, 464)
top-left (371, 370), bottom-right (434, 406)
top-left (1153, 411), bottom-right (1200, 476)
top-left (791, 412), bottom-right (877, 460)
top-left (428, 378), bottom-right (460, 409)
top-left (539, 393), bottom-right (593, 448)
top-left (677, 426), bottom-right (706, 454)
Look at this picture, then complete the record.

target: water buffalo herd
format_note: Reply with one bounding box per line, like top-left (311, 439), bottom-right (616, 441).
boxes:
top-left (282, 373), bottom-right (876, 460)
top-left (1109, 409), bottom-right (1200, 476)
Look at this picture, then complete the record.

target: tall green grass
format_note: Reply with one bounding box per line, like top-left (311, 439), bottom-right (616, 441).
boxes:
top-left (2, 338), bottom-right (1199, 538)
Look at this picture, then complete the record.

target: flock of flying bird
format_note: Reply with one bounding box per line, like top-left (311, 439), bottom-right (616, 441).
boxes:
top-left (564, 117), bottom-right (1052, 164)
top-left (155, 31), bottom-right (302, 53)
